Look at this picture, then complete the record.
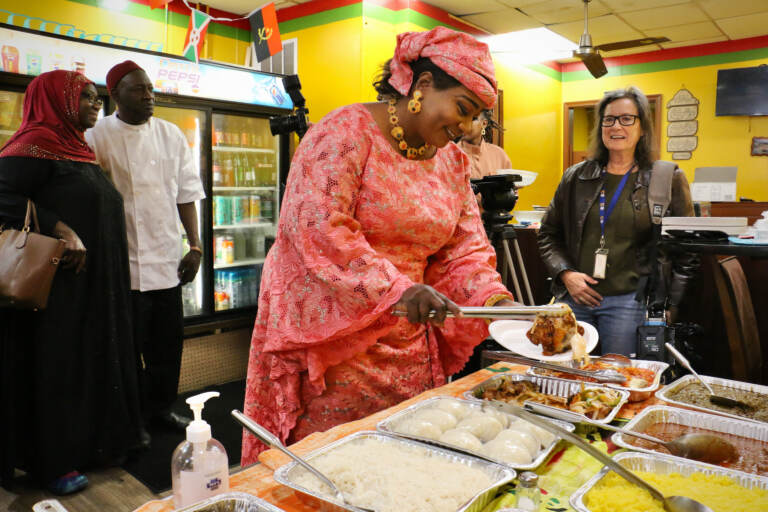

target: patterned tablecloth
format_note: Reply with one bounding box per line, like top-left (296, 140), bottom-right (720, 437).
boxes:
top-left (133, 362), bottom-right (662, 512)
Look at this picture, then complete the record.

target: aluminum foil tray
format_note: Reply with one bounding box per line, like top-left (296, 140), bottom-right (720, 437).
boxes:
top-left (612, 405), bottom-right (768, 478)
top-left (176, 492), bottom-right (286, 512)
top-left (570, 451), bottom-right (768, 512)
top-left (656, 374), bottom-right (768, 424)
top-left (463, 373), bottom-right (629, 425)
top-left (272, 430), bottom-right (515, 512)
top-left (376, 395), bottom-right (574, 470)
top-left (527, 357), bottom-right (668, 402)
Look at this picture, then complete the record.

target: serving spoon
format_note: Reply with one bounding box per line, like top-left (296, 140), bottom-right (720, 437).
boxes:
top-left (524, 402), bottom-right (737, 465)
top-left (665, 343), bottom-right (752, 409)
top-left (231, 410), bottom-right (376, 512)
top-left (489, 402), bottom-right (715, 512)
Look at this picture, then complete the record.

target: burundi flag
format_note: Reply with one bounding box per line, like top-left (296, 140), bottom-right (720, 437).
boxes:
top-left (182, 8), bottom-right (211, 63)
top-left (249, 3), bottom-right (282, 63)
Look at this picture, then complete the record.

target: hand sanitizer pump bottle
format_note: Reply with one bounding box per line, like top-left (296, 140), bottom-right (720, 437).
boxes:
top-left (171, 391), bottom-right (229, 508)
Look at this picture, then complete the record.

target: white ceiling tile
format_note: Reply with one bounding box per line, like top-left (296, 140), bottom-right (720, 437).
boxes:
top-left (420, 0), bottom-right (509, 16)
top-left (517, 0), bottom-right (611, 25)
top-left (659, 36), bottom-right (728, 49)
top-left (620, 3), bottom-right (708, 30)
top-left (549, 14), bottom-right (643, 45)
top-left (602, 45), bottom-right (664, 56)
top-left (698, 0), bottom-right (768, 19)
top-left (717, 11), bottom-right (768, 40)
top-left (601, 0), bottom-right (691, 12)
top-left (644, 21), bottom-right (722, 41)
top-left (494, 0), bottom-right (551, 8)
top-left (462, 8), bottom-right (544, 34)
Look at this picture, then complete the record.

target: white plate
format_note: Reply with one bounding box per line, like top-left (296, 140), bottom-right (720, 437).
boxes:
top-left (496, 169), bottom-right (537, 187)
top-left (488, 320), bottom-right (598, 362)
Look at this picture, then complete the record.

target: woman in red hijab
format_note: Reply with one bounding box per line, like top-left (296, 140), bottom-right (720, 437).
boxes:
top-left (241, 27), bottom-right (517, 464)
top-left (0, 70), bottom-right (141, 495)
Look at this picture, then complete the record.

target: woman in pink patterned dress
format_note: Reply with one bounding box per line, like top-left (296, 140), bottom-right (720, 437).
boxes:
top-left (241, 26), bottom-right (516, 464)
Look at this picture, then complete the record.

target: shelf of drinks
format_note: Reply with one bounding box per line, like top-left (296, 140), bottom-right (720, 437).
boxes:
top-left (213, 146), bottom-right (275, 154)
top-left (213, 222), bottom-right (272, 230)
top-left (214, 258), bottom-right (265, 269)
top-left (213, 187), bottom-right (275, 192)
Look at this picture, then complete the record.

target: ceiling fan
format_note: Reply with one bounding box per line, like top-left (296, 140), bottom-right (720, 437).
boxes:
top-left (573, 0), bottom-right (670, 78)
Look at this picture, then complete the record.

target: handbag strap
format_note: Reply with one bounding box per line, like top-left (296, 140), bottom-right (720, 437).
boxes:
top-left (23, 199), bottom-right (41, 234)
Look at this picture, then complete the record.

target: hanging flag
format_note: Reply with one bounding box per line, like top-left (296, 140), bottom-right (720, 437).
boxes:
top-left (249, 3), bottom-right (282, 63)
top-left (149, 0), bottom-right (172, 9)
top-left (182, 8), bottom-right (211, 63)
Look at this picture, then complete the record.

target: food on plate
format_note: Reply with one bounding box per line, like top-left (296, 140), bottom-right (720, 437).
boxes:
top-left (291, 437), bottom-right (495, 512)
top-left (397, 418), bottom-right (442, 440)
top-left (482, 438), bottom-right (533, 465)
top-left (456, 415), bottom-right (504, 442)
top-left (413, 408), bottom-right (457, 431)
top-left (525, 303), bottom-right (585, 355)
top-left (666, 382), bottom-right (768, 422)
top-left (538, 362), bottom-right (657, 390)
top-left (584, 470), bottom-right (768, 512)
top-left (492, 429), bottom-right (536, 457)
top-left (434, 399), bottom-right (472, 421)
top-left (627, 422), bottom-right (768, 476)
top-left (476, 379), bottom-right (623, 420)
top-left (439, 429), bottom-right (483, 452)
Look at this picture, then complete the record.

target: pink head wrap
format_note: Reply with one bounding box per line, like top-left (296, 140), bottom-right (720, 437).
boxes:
top-left (388, 27), bottom-right (497, 109)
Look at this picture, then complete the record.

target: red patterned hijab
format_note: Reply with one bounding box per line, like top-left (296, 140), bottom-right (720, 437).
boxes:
top-left (388, 27), bottom-right (497, 109)
top-left (0, 70), bottom-right (97, 162)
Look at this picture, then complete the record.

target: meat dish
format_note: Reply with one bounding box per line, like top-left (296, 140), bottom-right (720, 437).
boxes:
top-left (526, 304), bottom-right (584, 355)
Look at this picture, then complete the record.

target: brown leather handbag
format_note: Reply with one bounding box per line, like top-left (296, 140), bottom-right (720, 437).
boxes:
top-left (0, 200), bottom-right (66, 310)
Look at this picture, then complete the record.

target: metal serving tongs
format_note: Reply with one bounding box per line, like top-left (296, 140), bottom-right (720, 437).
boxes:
top-left (482, 351), bottom-right (627, 384)
top-left (231, 410), bottom-right (375, 512)
top-left (392, 303), bottom-right (569, 320)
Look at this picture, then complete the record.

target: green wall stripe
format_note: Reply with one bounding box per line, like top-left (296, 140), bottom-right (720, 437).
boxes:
top-left (279, 4), bottom-right (362, 34)
top-left (525, 63), bottom-right (561, 81)
top-left (562, 46), bottom-right (768, 82)
top-left (66, 0), bottom-right (249, 40)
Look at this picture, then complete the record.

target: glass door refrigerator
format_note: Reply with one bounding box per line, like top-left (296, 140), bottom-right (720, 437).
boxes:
top-left (0, 23), bottom-right (293, 330)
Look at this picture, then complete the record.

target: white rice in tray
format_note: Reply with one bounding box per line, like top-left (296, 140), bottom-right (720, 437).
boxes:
top-left (290, 438), bottom-right (493, 512)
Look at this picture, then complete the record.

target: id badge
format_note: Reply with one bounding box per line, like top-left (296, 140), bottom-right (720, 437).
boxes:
top-left (593, 248), bottom-right (609, 279)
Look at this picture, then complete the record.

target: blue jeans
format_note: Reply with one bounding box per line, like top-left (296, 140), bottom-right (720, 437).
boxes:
top-left (563, 292), bottom-right (646, 357)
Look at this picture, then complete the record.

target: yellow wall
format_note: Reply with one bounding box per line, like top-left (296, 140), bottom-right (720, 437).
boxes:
top-left (1, 0), bottom-right (250, 65)
top-left (562, 57), bottom-right (768, 201)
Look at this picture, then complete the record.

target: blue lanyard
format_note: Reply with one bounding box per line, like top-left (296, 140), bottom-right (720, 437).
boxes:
top-left (598, 164), bottom-right (635, 246)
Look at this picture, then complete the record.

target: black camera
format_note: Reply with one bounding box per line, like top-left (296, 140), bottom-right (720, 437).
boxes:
top-left (269, 74), bottom-right (309, 139)
top-left (470, 174), bottom-right (520, 228)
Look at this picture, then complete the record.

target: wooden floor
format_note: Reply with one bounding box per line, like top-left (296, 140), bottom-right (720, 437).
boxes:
top-left (0, 467), bottom-right (165, 512)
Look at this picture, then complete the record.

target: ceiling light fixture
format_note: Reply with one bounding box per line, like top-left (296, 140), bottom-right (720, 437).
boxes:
top-left (482, 28), bottom-right (577, 65)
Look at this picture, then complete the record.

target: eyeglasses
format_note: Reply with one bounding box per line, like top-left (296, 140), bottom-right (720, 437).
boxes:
top-left (601, 114), bottom-right (639, 127)
top-left (80, 93), bottom-right (103, 106)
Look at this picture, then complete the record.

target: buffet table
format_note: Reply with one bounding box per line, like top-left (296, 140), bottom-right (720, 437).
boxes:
top-left (134, 362), bottom-right (663, 512)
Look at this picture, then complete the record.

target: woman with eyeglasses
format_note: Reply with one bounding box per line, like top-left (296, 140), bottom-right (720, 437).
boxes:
top-left (0, 70), bottom-right (141, 494)
top-left (537, 86), bottom-right (697, 356)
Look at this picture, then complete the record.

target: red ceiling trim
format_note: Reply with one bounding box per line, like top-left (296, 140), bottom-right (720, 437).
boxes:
top-left (560, 34), bottom-right (768, 73)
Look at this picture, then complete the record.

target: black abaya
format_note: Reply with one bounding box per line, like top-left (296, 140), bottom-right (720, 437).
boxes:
top-left (0, 156), bottom-right (141, 486)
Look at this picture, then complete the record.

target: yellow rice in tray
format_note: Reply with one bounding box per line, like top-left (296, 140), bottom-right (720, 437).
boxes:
top-left (584, 471), bottom-right (768, 512)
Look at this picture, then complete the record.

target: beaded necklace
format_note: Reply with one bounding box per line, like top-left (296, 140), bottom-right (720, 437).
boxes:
top-left (387, 99), bottom-right (431, 159)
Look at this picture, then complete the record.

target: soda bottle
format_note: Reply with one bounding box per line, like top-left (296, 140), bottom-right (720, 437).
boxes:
top-left (245, 154), bottom-right (257, 187)
top-left (233, 153), bottom-right (243, 187)
top-left (223, 155), bottom-right (234, 187)
top-left (249, 195), bottom-right (261, 222)
top-left (224, 235), bottom-right (234, 264)
top-left (212, 152), bottom-right (223, 187)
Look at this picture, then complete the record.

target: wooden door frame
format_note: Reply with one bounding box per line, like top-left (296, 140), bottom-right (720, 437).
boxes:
top-left (562, 94), bottom-right (662, 170)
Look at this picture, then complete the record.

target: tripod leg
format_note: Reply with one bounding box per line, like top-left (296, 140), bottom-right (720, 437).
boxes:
top-left (501, 239), bottom-right (524, 304)
top-left (511, 238), bottom-right (535, 306)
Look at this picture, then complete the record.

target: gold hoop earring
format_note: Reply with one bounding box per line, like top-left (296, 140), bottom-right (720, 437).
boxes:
top-left (481, 127), bottom-right (486, 136)
top-left (407, 90), bottom-right (423, 114)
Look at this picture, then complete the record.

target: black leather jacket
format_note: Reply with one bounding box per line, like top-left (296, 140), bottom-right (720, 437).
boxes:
top-left (537, 160), bottom-right (699, 307)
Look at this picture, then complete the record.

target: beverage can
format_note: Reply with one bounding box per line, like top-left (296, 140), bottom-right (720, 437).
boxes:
top-left (261, 197), bottom-right (274, 221)
top-left (232, 195), bottom-right (249, 224)
top-left (214, 235), bottom-right (224, 264)
top-left (224, 238), bottom-right (234, 264)
top-left (214, 196), bottom-right (232, 226)
top-left (249, 195), bottom-right (261, 222)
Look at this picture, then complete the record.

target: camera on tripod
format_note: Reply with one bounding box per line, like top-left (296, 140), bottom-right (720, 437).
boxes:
top-left (470, 174), bottom-right (521, 228)
top-left (269, 74), bottom-right (310, 139)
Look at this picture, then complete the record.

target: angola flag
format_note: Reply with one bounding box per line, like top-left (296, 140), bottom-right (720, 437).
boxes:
top-left (249, 3), bottom-right (282, 63)
top-left (182, 8), bottom-right (211, 63)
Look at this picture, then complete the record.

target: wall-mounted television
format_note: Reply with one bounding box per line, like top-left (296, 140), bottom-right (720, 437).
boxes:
top-left (716, 65), bottom-right (768, 116)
